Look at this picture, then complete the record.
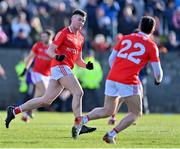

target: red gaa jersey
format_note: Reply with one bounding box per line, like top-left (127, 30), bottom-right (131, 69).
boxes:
top-left (107, 32), bottom-right (160, 85)
top-left (51, 27), bottom-right (84, 69)
top-left (32, 41), bottom-right (51, 76)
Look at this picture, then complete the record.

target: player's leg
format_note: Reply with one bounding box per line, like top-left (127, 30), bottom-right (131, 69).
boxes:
top-left (108, 97), bottom-right (124, 125)
top-left (82, 95), bottom-right (118, 125)
top-left (5, 79), bottom-right (63, 128)
top-left (103, 95), bottom-right (142, 144)
top-left (58, 74), bottom-right (84, 139)
top-left (22, 81), bottom-right (46, 122)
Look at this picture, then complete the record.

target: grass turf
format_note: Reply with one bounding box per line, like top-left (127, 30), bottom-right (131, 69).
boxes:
top-left (0, 112), bottom-right (180, 148)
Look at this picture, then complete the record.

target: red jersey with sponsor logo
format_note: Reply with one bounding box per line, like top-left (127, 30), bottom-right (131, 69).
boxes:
top-left (32, 41), bottom-right (51, 76)
top-left (51, 27), bottom-right (84, 69)
top-left (107, 32), bottom-right (160, 85)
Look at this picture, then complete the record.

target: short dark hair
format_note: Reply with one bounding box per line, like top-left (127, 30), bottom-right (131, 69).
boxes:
top-left (139, 16), bottom-right (156, 34)
top-left (42, 29), bottom-right (54, 37)
top-left (72, 9), bottom-right (87, 17)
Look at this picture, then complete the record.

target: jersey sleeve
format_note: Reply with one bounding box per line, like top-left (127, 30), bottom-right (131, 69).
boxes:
top-left (52, 30), bottom-right (65, 47)
top-left (113, 41), bottom-right (121, 52)
top-left (32, 43), bottom-right (39, 54)
top-left (149, 44), bottom-right (160, 62)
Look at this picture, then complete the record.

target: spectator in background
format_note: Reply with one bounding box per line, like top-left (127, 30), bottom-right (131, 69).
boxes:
top-left (12, 28), bottom-right (32, 48)
top-left (99, 0), bottom-right (120, 39)
top-left (172, 7), bottom-right (180, 39)
top-left (37, 6), bottom-right (51, 30)
top-left (117, 4), bottom-right (138, 34)
top-left (165, 30), bottom-right (180, 51)
top-left (165, 0), bottom-right (176, 31)
top-left (0, 16), bottom-right (8, 45)
top-left (85, 0), bottom-right (98, 39)
top-left (50, 1), bottom-right (70, 32)
top-left (30, 17), bottom-right (43, 43)
top-left (95, 7), bottom-right (112, 37)
top-left (91, 34), bottom-right (110, 52)
top-left (11, 12), bottom-right (31, 39)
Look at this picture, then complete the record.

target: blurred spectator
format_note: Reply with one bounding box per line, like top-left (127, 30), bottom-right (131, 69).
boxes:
top-left (85, 0), bottom-right (98, 39)
top-left (11, 12), bottom-right (31, 39)
top-left (99, 0), bottom-right (120, 38)
top-left (91, 34), bottom-right (111, 52)
top-left (95, 7), bottom-right (112, 37)
top-left (0, 16), bottom-right (8, 45)
top-left (30, 17), bottom-right (42, 43)
top-left (172, 7), bottom-right (180, 39)
top-left (50, 1), bottom-right (70, 32)
top-left (118, 4), bottom-right (138, 34)
top-left (37, 6), bottom-right (50, 30)
top-left (165, 31), bottom-right (180, 52)
top-left (165, 0), bottom-right (176, 31)
top-left (12, 28), bottom-right (32, 48)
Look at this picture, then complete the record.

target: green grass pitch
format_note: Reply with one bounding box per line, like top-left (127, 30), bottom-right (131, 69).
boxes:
top-left (0, 112), bottom-right (180, 148)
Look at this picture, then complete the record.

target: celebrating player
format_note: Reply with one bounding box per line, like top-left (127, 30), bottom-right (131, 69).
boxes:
top-left (82, 16), bottom-right (163, 144)
top-left (5, 9), bottom-right (95, 139)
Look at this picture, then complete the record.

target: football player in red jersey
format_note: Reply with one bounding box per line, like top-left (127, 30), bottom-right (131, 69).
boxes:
top-left (82, 16), bottom-right (163, 144)
top-left (20, 29), bottom-right (54, 122)
top-left (5, 9), bottom-right (96, 139)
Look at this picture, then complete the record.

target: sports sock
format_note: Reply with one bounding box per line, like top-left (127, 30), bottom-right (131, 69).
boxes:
top-left (82, 115), bottom-right (90, 124)
top-left (108, 128), bottom-right (118, 137)
top-left (13, 107), bottom-right (22, 115)
top-left (74, 117), bottom-right (82, 125)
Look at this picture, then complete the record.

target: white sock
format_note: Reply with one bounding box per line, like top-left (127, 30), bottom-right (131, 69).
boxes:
top-left (108, 130), bottom-right (117, 137)
top-left (82, 116), bottom-right (89, 124)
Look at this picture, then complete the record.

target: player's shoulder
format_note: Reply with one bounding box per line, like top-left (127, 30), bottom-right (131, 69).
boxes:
top-left (33, 41), bottom-right (42, 47)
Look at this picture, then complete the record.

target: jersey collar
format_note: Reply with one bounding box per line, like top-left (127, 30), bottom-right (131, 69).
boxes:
top-left (138, 31), bottom-right (150, 38)
top-left (68, 26), bottom-right (73, 33)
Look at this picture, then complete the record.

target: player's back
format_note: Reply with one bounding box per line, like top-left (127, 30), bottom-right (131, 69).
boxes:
top-left (107, 32), bottom-right (159, 85)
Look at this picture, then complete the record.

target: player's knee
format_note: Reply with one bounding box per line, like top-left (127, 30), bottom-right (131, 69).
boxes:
top-left (41, 97), bottom-right (53, 107)
top-left (73, 89), bottom-right (84, 98)
top-left (104, 108), bottom-right (114, 117)
top-left (133, 110), bottom-right (142, 118)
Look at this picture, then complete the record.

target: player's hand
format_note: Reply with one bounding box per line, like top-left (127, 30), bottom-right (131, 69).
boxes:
top-left (20, 68), bottom-right (27, 77)
top-left (154, 79), bottom-right (161, 86)
top-left (86, 61), bottom-right (94, 70)
top-left (55, 55), bottom-right (65, 62)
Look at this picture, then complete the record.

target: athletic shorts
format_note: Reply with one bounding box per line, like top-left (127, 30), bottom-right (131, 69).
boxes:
top-left (50, 65), bottom-right (73, 80)
top-left (31, 70), bottom-right (50, 86)
top-left (105, 80), bottom-right (143, 98)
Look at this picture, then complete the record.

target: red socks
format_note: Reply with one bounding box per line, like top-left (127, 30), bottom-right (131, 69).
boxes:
top-left (14, 107), bottom-right (22, 115)
top-left (74, 117), bottom-right (82, 125)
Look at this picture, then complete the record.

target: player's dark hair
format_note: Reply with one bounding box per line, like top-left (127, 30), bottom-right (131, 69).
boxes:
top-left (72, 9), bottom-right (87, 17)
top-left (139, 16), bottom-right (156, 34)
top-left (42, 29), bottom-right (54, 38)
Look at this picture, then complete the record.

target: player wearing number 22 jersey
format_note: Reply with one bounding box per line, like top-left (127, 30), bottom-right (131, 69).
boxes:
top-left (81, 16), bottom-right (163, 144)
top-left (107, 32), bottom-right (160, 85)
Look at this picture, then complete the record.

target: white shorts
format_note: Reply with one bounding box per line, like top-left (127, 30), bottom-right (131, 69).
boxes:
top-left (50, 65), bottom-right (73, 80)
top-left (105, 80), bottom-right (143, 98)
top-left (31, 70), bottom-right (50, 87)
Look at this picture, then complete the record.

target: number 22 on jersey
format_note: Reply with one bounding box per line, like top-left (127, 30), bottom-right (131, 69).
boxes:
top-left (117, 39), bottom-right (145, 64)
